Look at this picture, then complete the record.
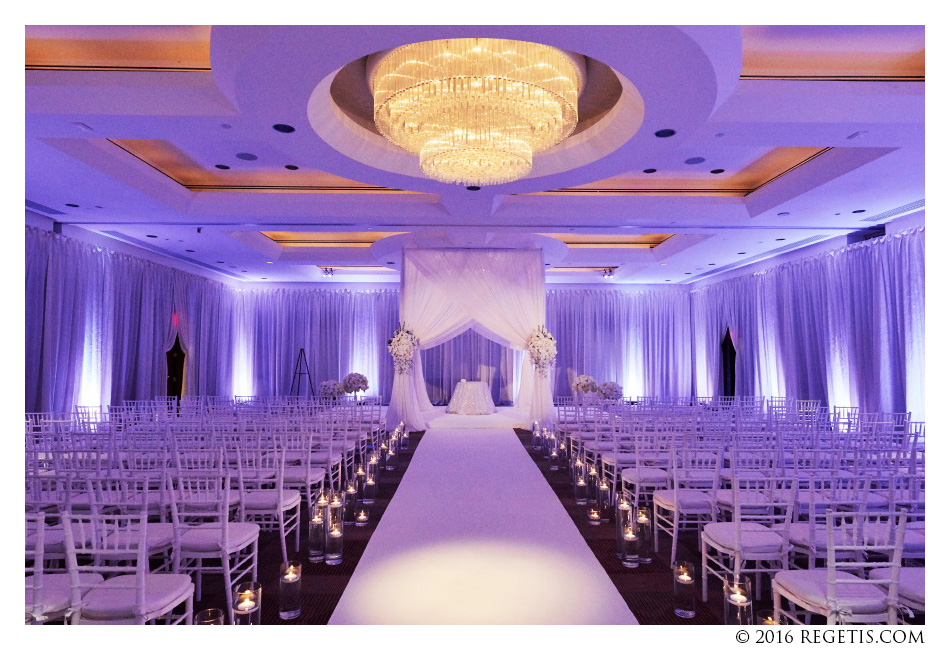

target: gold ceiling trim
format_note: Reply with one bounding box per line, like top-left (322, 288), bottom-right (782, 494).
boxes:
top-left (542, 147), bottom-right (834, 197)
top-left (739, 74), bottom-right (924, 82)
top-left (26, 64), bottom-right (211, 72)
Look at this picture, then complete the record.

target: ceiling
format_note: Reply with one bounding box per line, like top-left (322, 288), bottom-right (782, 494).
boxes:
top-left (24, 25), bottom-right (925, 286)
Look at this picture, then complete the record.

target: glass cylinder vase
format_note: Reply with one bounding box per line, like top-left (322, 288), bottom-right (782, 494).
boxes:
top-left (308, 500), bottom-right (326, 564)
top-left (326, 492), bottom-right (344, 565)
top-left (279, 561), bottom-right (302, 620)
top-left (620, 524), bottom-right (641, 568)
top-left (615, 494), bottom-right (633, 558)
top-left (232, 581), bottom-right (262, 625)
top-left (574, 471), bottom-right (588, 506)
top-left (673, 561), bottom-right (696, 618)
top-left (635, 507), bottom-right (652, 564)
top-left (363, 456), bottom-right (378, 504)
top-left (723, 576), bottom-right (753, 625)
top-left (343, 480), bottom-right (358, 525)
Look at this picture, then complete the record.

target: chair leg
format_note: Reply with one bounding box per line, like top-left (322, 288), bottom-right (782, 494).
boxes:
top-left (670, 511), bottom-right (680, 568)
top-left (701, 539), bottom-right (710, 602)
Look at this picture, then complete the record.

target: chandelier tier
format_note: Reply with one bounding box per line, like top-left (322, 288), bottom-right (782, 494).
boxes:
top-left (371, 38), bottom-right (583, 186)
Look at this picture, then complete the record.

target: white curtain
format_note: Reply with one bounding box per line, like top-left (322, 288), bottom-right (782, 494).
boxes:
top-left (387, 248), bottom-right (555, 429)
top-left (692, 227), bottom-right (924, 417)
top-left (545, 289), bottom-right (693, 399)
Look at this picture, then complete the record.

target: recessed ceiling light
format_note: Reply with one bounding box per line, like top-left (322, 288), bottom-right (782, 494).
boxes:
top-left (266, 261), bottom-right (273, 264)
top-left (146, 234), bottom-right (157, 238)
top-left (776, 238), bottom-right (786, 241)
top-left (710, 169), bottom-right (725, 174)
top-left (285, 165), bottom-right (299, 170)
top-left (216, 261), bottom-right (224, 264)
top-left (242, 270), bottom-right (248, 273)
top-left (665, 279), bottom-right (671, 282)
top-left (684, 157), bottom-right (705, 165)
top-left (852, 209), bottom-right (866, 214)
top-left (777, 211), bottom-right (790, 216)
top-left (236, 153), bottom-right (258, 161)
top-left (654, 129), bottom-right (676, 138)
top-left (65, 203), bottom-right (79, 207)
top-left (660, 262), bottom-right (668, 266)
top-left (220, 123), bottom-right (232, 129)
top-left (215, 164), bottom-right (230, 170)
top-left (94, 205), bottom-right (103, 209)
top-left (272, 124), bottom-right (296, 133)
top-left (834, 213), bottom-right (841, 216)
top-left (708, 263), bottom-right (715, 265)
top-left (643, 168), bottom-right (657, 174)
top-left (737, 252), bottom-right (746, 255)
top-left (261, 277), bottom-right (267, 280)
top-left (185, 249), bottom-right (195, 253)
top-left (466, 186), bottom-right (481, 191)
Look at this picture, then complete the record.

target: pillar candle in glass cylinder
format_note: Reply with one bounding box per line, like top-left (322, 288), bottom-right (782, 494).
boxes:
top-left (343, 481), bottom-right (358, 525)
top-left (635, 507), bottom-right (652, 564)
top-left (308, 501), bottom-right (326, 564)
top-left (400, 428), bottom-right (409, 450)
top-left (326, 494), bottom-right (344, 565)
top-left (378, 441), bottom-right (389, 472)
top-left (586, 466), bottom-right (600, 504)
top-left (588, 505), bottom-right (602, 526)
top-left (355, 508), bottom-right (369, 527)
top-left (232, 582), bottom-right (261, 625)
top-left (723, 576), bottom-right (753, 625)
top-left (673, 561), bottom-right (696, 618)
top-left (757, 610), bottom-right (779, 625)
top-left (597, 478), bottom-right (612, 523)
top-left (386, 434), bottom-right (398, 470)
top-left (364, 456), bottom-right (378, 503)
top-left (279, 561), bottom-right (302, 620)
top-left (355, 464), bottom-right (366, 501)
top-left (326, 523), bottom-right (344, 565)
top-left (615, 494), bottom-right (633, 558)
top-left (620, 524), bottom-right (640, 567)
top-left (549, 446), bottom-right (559, 472)
top-left (574, 470), bottom-right (588, 506)
top-left (195, 608), bottom-right (224, 625)
top-left (531, 421), bottom-right (541, 450)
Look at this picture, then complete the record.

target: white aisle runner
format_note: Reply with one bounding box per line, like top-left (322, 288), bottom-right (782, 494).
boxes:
top-left (329, 429), bottom-right (638, 625)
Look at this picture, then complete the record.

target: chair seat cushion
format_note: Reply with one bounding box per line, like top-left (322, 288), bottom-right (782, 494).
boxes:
top-left (654, 489), bottom-right (714, 513)
top-left (774, 569), bottom-right (889, 615)
top-left (585, 441), bottom-right (615, 452)
top-left (787, 523), bottom-right (849, 551)
top-left (703, 522), bottom-right (785, 554)
top-left (180, 522), bottom-right (260, 553)
top-left (621, 467), bottom-right (669, 485)
top-left (868, 567), bottom-right (924, 609)
top-left (80, 573), bottom-right (194, 620)
top-left (26, 573), bottom-right (103, 617)
top-left (243, 489), bottom-right (301, 511)
top-left (714, 489), bottom-right (774, 507)
top-left (104, 523), bottom-right (176, 552)
top-left (601, 453), bottom-right (637, 466)
top-left (26, 523), bottom-right (93, 554)
top-left (283, 467), bottom-right (324, 483)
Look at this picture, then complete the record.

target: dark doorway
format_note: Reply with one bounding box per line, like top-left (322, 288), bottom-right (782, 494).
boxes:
top-left (721, 329), bottom-right (736, 398)
top-left (166, 334), bottom-right (185, 399)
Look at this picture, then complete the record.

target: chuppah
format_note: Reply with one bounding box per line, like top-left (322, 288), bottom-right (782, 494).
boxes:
top-left (386, 248), bottom-right (556, 430)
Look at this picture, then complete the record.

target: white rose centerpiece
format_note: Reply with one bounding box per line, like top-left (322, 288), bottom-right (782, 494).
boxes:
top-left (598, 380), bottom-right (623, 401)
top-left (319, 379), bottom-right (345, 399)
top-left (342, 372), bottom-right (369, 394)
top-left (571, 374), bottom-right (598, 394)
top-left (526, 325), bottom-right (557, 378)
top-left (388, 323), bottom-right (419, 375)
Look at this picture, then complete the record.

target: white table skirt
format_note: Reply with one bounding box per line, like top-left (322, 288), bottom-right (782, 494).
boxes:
top-left (445, 380), bottom-right (495, 415)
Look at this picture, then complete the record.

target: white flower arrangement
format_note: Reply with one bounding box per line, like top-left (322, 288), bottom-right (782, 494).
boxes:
top-left (526, 325), bottom-right (557, 378)
top-left (571, 374), bottom-right (598, 393)
top-left (342, 372), bottom-right (369, 394)
top-left (388, 323), bottom-right (419, 375)
top-left (598, 380), bottom-right (623, 401)
top-left (319, 379), bottom-right (345, 399)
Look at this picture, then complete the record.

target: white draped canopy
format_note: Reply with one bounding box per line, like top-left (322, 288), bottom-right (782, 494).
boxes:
top-left (386, 248), bottom-right (556, 430)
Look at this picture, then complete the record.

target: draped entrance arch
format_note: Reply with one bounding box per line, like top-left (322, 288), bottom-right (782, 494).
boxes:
top-left (386, 248), bottom-right (556, 430)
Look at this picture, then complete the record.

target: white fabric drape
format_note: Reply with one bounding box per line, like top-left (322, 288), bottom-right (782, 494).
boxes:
top-left (692, 227), bottom-right (924, 417)
top-left (388, 249), bottom-right (555, 430)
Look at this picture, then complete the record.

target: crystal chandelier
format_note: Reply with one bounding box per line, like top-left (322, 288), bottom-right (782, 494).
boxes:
top-left (371, 38), bottom-right (582, 186)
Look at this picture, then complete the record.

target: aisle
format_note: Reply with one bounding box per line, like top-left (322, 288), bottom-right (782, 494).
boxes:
top-left (329, 428), bottom-right (638, 624)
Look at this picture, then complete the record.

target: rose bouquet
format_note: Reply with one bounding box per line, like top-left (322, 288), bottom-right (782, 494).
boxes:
top-left (342, 372), bottom-right (369, 394)
top-left (597, 380), bottom-right (623, 401)
top-left (571, 374), bottom-right (598, 393)
top-left (526, 325), bottom-right (557, 378)
top-left (388, 323), bottom-right (419, 374)
top-left (319, 379), bottom-right (345, 399)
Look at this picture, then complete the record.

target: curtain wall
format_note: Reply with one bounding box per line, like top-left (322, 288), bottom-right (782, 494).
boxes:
top-left (692, 227), bottom-right (924, 417)
top-left (26, 225), bottom-right (924, 418)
